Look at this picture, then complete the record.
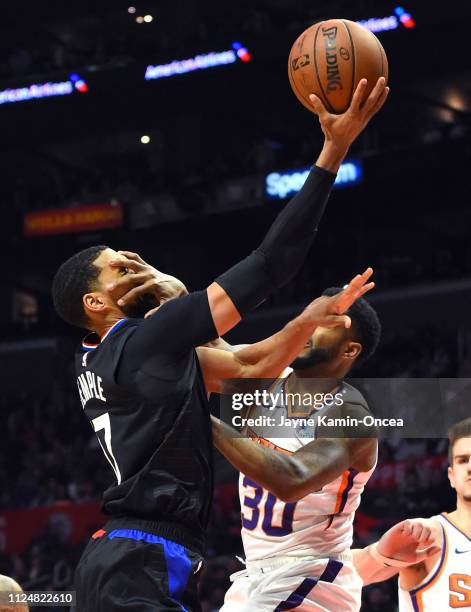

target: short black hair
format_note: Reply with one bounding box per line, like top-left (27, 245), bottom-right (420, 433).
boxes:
top-left (52, 245), bottom-right (108, 328)
top-left (322, 286), bottom-right (381, 366)
top-left (448, 418), bottom-right (471, 464)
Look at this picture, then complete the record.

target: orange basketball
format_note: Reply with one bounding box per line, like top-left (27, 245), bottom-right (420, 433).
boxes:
top-left (288, 19), bottom-right (388, 114)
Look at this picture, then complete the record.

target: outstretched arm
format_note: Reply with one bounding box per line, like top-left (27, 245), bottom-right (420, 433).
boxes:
top-left (352, 518), bottom-right (443, 586)
top-left (198, 268), bottom-right (374, 392)
top-left (107, 79), bottom-right (389, 341)
top-left (197, 268), bottom-right (374, 392)
top-left (212, 79), bottom-right (387, 336)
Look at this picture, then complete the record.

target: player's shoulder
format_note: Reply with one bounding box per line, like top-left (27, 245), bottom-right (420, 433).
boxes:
top-left (75, 318), bottom-right (141, 364)
top-left (339, 381), bottom-right (370, 412)
top-left (328, 381), bottom-right (372, 422)
top-left (316, 382), bottom-right (377, 440)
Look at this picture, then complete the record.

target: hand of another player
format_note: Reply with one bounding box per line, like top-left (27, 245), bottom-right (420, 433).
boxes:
top-left (303, 267), bottom-right (374, 328)
top-left (106, 251), bottom-right (188, 315)
top-left (377, 518), bottom-right (443, 564)
top-left (310, 77), bottom-right (389, 152)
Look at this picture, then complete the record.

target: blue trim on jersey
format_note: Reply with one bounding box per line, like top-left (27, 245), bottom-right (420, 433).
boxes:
top-left (81, 344), bottom-right (95, 352)
top-left (274, 559), bottom-right (343, 611)
top-left (81, 318), bottom-right (128, 351)
top-left (102, 318), bottom-right (128, 340)
top-left (107, 528), bottom-right (191, 606)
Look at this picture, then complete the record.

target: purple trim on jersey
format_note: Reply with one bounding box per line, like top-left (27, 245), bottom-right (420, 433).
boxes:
top-left (338, 468), bottom-right (359, 514)
top-left (409, 592), bottom-right (420, 612)
top-left (273, 559), bottom-right (343, 611)
top-left (441, 512), bottom-right (471, 542)
top-left (409, 524), bottom-right (447, 596)
top-left (320, 558), bottom-right (343, 583)
top-left (81, 318), bottom-right (127, 351)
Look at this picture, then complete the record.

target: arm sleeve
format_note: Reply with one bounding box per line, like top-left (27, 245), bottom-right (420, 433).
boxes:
top-left (116, 291), bottom-right (217, 387)
top-left (216, 165), bottom-right (335, 314)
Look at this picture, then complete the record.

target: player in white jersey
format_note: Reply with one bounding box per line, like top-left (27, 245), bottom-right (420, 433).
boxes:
top-left (352, 417), bottom-right (471, 610)
top-left (213, 286), bottom-right (383, 611)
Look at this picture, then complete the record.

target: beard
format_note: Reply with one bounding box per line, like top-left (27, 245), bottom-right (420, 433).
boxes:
top-left (121, 294), bottom-right (159, 319)
top-left (291, 346), bottom-right (338, 371)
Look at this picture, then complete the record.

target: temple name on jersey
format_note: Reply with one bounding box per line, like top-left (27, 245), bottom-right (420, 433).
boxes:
top-left (77, 371), bottom-right (107, 408)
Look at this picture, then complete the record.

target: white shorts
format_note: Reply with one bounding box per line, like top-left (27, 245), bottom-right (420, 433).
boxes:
top-left (220, 552), bottom-right (362, 612)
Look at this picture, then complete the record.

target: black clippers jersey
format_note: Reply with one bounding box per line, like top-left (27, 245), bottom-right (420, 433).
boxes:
top-left (75, 317), bottom-right (213, 551)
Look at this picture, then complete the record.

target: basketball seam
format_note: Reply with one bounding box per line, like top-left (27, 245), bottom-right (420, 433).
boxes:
top-left (341, 20), bottom-right (355, 110)
top-left (289, 57), bottom-right (315, 112)
top-left (313, 22), bottom-right (335, 113)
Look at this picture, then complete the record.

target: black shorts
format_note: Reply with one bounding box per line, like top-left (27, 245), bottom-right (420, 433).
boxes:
top-left (74, 518), bottom-right (204, 612)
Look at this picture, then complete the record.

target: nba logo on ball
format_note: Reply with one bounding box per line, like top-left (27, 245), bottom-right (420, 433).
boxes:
top-left (292, 54), bottom-right (310, 71)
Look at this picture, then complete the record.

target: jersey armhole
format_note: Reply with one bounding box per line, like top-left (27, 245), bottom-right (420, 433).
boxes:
top-left (402, 524), bottom-right (448, 594)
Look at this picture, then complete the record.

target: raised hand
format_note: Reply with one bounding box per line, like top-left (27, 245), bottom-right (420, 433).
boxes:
top-left (303, 267), bottom-right (374, 329)
top-left (330, 267), bottom-right (375, 314)
top-left (310, 77), bottom-right (389, 153)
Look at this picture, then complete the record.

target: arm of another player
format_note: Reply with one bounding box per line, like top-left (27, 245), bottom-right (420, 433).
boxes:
top-left (211, 402), bottom-right (377, 503)
top-left (198, 269), bottom-right (374, 392)
top-left (352, 518), bottom-right (443, 586)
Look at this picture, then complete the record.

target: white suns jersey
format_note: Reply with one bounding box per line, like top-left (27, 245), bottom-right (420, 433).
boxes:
top-left (239, 373), bottom-right (377, 562)
top-left (399, 513), bottom-right (471, 611)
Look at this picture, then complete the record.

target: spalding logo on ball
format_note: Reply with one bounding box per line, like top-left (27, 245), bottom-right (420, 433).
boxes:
top-left (288, 19), bottom-right (389, 114)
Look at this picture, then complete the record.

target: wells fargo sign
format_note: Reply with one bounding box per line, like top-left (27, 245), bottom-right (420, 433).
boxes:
top-left (24, 201), bottom-right (123, 236)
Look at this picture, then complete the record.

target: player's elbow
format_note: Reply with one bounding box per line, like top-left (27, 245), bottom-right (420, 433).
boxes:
top-left (272, 459), bottom-right (313, 502)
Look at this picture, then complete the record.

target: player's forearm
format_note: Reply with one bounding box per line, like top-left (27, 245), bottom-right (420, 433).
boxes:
top-left (203, 337), bottom-right (249, 352)
top-left (233, 310), bottom-right (317, 378)
top-left (352, 546), bottom-right (399, 585)
top-left (212, 417), bottom-right (347, 501)
top-left (214, 164), bottom-right (336, 317)
top-left (212, 416), bottom-right (306, 498)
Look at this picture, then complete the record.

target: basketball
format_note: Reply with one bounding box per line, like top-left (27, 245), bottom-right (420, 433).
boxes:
top-left (288, 19), bottom-right (388, 114)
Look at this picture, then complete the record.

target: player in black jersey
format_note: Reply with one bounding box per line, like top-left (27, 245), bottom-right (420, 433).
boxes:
top-left (51, 79), bottom-right (388, 612)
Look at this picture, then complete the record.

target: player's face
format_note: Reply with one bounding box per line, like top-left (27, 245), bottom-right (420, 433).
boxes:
top-left (448, 437), bottom-right (471, 502)
top-left (94, 248), bottom-right (124, 288)
top-left (93, 248), bottom-right (156, 318)
top-left (291, 326), bottom-right (355, 370)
